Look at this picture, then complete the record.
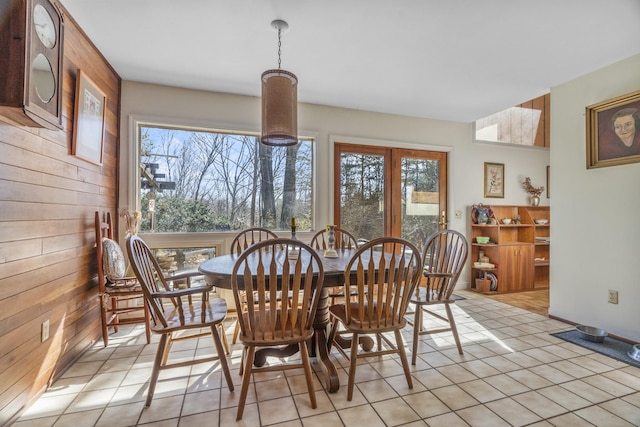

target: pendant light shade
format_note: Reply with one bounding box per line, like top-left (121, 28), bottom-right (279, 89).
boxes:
top-left (261, 20), bottom-right (298, 147)
top-left (261, 69), bottom-right (298, 146)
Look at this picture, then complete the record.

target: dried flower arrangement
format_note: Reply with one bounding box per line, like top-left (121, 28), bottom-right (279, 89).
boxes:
top-left (120, 209), bottom-right (142, 236)
top-left (522, 177), bottom-right (544, 197)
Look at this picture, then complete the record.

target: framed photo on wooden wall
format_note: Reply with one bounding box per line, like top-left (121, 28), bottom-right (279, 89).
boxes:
top-left (484, 162), bottom-right (504, 198)
top-left (586, 90), bottom-right (640, 169)
top-left (72, 70), bottom-right (106, 165)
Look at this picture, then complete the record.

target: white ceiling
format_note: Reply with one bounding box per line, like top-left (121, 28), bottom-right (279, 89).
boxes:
top-left (59, 0), bottom-right (640, 123)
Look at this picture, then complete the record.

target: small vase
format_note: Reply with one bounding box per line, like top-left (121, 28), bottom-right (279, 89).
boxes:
top-left (530, 195), bottom-right (540, 206)
top-left (475, 207), bottom-right (489, 224)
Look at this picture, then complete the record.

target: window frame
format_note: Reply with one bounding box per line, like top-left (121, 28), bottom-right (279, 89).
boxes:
top-left (125, 115), bottom-right (318, 253)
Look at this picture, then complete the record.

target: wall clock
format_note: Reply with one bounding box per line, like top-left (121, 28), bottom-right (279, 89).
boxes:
top-left (0, 0), bottom-right (64, 129)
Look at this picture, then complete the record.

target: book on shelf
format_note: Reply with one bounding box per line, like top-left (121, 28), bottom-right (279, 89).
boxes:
top-left (535, 237), bottom-right (550, 243)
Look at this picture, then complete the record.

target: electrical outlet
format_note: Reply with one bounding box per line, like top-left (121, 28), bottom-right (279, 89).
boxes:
top-left (455, 210), bottom-right (462, 219)
top-left (608, 290), bottom-right (618, 304)
top-left (41, 319), bottom-right (50, 342)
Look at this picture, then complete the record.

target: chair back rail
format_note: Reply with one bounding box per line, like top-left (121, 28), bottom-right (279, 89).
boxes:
top-left (231, 238), bottom-right (324, 344)
top-left (230, 227), bottom-right (278, 254)
top-left (420, 229), bottom-right (469, 301)
top-left (310, 227), bottom-right (358, 250)
top-left (343, 237), bottom-right (423, 329)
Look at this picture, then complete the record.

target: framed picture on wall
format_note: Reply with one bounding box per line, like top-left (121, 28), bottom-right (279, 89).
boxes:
top-left (586, 89), bottom-right (640, 169)
top-left (546, 165), bottom-right (550, 198)
top-left (484, 162), bottom-right (504, 198)
top-left (72, 70), bottom-right (106, 165)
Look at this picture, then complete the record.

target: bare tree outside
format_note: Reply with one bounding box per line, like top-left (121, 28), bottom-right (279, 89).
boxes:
top-left (138, 125), bottom-right (313, 233)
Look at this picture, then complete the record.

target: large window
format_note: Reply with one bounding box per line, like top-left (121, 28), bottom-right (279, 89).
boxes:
top-left (137, 124), bottom-right (314, 233)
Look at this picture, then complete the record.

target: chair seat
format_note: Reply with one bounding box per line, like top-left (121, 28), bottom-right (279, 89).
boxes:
top-left (154, 297), bottom-right (227, 333)
top-left (329, 303), bottom-right (406, 332)
top-left (409, 288), bottom-right (454, 304)
top-left (103, 283), bottom-right (143, 296)
top-left (238, 308), bottom-right (314, 345)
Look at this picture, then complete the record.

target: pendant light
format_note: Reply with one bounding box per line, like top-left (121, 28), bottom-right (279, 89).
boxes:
top-left (261, 19), bottom-right (298, 146)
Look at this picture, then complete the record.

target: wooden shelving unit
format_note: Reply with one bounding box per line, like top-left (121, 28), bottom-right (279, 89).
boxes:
top-left (470, 205), bottom-right (550, 294)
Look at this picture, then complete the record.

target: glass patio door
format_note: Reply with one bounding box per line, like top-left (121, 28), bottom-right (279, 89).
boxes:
top-left (334, 143), bottom-right (447, 250)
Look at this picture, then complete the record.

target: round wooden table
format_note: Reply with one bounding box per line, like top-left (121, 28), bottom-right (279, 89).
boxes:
top-left (198, 247), bottom-right (366, 393)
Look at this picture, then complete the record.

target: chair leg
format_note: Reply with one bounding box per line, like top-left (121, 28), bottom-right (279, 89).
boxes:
top-left (100, 295), bottom-right (109, 347)
top-left (412, 306), bottom-right (420, 365)
top-left (210, 326), bottom-right (234, 392)
top-left (239, 346), bottom-right (246, 376)
top-left (446, 303), bottom-right (463, 354)
top-left (232, 319), bottom-right (241, 344)
top-left (237, 346), bottom-right (256, 420)
top-left (347, 332), bottom-right (359, 401)
top-left (143, 301), bottom-right (151, 344)
top-left (299, 341), bottom-right (317, 409)
top-left (395, 329), bottom-right (413, 389)
top-left (327, 317), bottom-right (340, 352)
top-left (218, 324), bottom-right (230, 354)
top-left (146, 333), bottom-right (168, 407)
top-left (110, 296), bottom-right (119, 332)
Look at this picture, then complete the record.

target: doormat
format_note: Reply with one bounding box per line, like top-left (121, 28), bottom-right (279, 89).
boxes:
top-left (551, 330), bottom-right (640, 368)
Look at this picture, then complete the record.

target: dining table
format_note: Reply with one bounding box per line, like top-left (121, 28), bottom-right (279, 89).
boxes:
top-left (198, 247), bottom-right (375, 393)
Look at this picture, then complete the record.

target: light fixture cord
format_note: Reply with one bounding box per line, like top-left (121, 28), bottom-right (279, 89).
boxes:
top-left (277, 27), bottom-right (282, 69)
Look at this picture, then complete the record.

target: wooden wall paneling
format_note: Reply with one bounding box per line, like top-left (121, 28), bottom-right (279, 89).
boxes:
top-left (544, 93), bottom-right (551, 147)
top-left (531, 95), bottom-right (545, 147)
top-left (520, 99), bottom-right (534, 146)
top-left (0, 1), bottom-right (122, 423)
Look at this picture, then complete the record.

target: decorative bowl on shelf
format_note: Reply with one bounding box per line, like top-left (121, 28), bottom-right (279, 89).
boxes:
top-left (475, 236), bottom-right (490, 244)
top-left (534, 219), bottom-right (549, 225)
top-left (576, 325), bottom-right (607, 343)
top-left (501, 218), bottom-right (511, 224)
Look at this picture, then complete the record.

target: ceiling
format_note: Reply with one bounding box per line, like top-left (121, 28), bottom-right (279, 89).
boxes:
top-left (58, 0), bottom-right (640, 123)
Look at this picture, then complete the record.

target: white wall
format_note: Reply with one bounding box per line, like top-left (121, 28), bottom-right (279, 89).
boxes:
top-left (550, 53), bottom-right (640, 341)
top-left (119, 81), bottom-right (550, 287)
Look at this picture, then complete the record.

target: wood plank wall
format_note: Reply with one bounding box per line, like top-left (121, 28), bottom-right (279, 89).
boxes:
top-left (0, 3), bottom-right (120, 423)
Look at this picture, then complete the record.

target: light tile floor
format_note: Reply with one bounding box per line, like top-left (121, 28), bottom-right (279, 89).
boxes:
top-left (14, 291), bottom-right (640, 426)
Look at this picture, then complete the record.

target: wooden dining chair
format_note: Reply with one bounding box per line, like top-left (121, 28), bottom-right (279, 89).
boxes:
top-left (309, 227), bottom-right (359, 304)
top-left (126, 235), bottom-right (234, 407)
top-left (327, 236), bottom-right (422, 401)
top-left (95, 211), bottom-right (150, 347)
top-left (231, 238), bottom-right (324, 420)
top-left (228, 227), bottom-right (279, 344)
top-left (410, 229), bottom-right (468, 364)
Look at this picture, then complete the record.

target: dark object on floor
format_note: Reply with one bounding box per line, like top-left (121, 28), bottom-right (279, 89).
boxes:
top-left (451, 294), bottom-right (466, 301)
top-left (551, 330), bottom-right (640, 368)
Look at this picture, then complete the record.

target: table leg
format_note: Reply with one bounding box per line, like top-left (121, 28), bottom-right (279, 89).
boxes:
top-left (313, 288), bottom-right (340, 392)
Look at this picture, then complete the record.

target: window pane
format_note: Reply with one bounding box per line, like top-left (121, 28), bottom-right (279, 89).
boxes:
top-left (138, 125), bottom-right (313, 232)
top-left (339, 152), bottom-right (385, 241)
top-left (401, 157), bottom-right (440, 249)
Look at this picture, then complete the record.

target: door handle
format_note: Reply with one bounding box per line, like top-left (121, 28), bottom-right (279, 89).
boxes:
top-left (438, 210), bottom-right (448, 228)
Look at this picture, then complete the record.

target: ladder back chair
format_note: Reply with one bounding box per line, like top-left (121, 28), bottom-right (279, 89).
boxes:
top-left (327, 236), bottom-right (423, 401)
top-left (95, 211), bottom-right (150, 347)
top-left (228, 227), bottom-right (279, 344)
top-left (410, 229), bottom-right (468, 364)
top-left (231, 238), bottom-right (324, 420)
top-left (127, 235), bottom-right (234, 407)
top-left (310, 226), bottom-right (359, 304)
